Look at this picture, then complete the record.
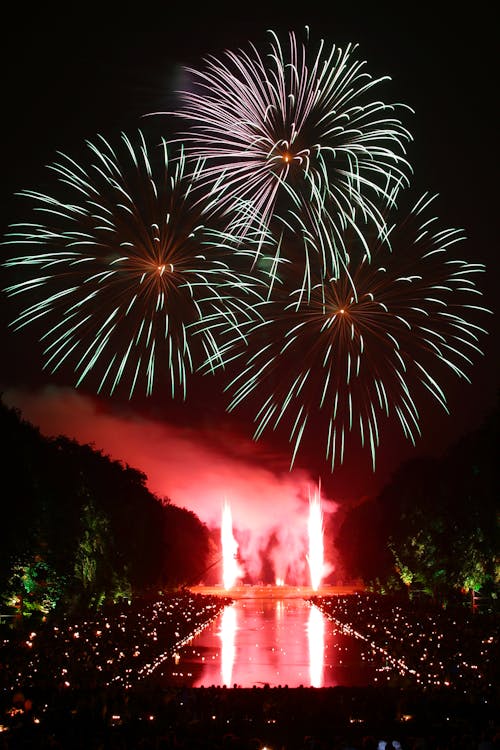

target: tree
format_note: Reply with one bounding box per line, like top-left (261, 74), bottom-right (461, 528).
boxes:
top-left (159, 500), bottom-right (212, 587)
top-left (334, 401), bottom-right (499, 606)
top-left (0, 396), bottom-right (214, 611)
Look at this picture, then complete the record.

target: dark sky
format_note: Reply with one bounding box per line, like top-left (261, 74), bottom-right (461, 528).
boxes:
top-left (1, 13), bottom-right (498, 517)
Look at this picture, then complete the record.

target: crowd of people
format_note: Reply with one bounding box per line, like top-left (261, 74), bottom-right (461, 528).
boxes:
top-left (0, 590), bottom-right (498, 749)
top-left (310, 593), bottom-right (499, 693)
top-left (0, 592), bottom-right (232, 694)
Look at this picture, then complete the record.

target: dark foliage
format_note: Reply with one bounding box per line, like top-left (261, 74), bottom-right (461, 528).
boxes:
top-left (0, 396), bottom-right (212, 613)
top-left (334, 399), bottom-right (499, 605)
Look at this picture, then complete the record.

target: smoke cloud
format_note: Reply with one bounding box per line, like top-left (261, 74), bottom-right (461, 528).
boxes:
top-left (4, 385), bottom-right (339, 585)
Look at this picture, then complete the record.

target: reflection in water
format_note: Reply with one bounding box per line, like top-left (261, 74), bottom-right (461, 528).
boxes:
top-left (308, 604), bottom-right (325, 687)
top-left (220, 604), bottom-right (237, 687)
top-left (149, 598), bottom-right (377, 689)
top-left (275, 599), bottom-right (285, 622)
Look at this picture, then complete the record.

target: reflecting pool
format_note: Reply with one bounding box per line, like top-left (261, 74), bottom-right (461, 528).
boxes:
top-left (150, 597), bottom-right (378, 688)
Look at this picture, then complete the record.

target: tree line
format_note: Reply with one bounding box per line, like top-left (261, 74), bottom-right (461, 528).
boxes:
top-left (0, 397), bottom-right (215, 619)
top-left (334, 397), bottom-right (499, 608)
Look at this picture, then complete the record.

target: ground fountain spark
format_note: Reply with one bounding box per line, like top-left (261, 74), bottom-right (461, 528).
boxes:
top-left (308, 487), bottom-right (325, 591)
top-left (221, 500), bottom-right (240, 590)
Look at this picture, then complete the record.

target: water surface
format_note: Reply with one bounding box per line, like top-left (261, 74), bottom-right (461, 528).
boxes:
top-left (151, 597), bottom-right (378, 688)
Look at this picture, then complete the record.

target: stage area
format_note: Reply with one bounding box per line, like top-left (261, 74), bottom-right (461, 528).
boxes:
top-left (189, 584), bottom-right (364, 599)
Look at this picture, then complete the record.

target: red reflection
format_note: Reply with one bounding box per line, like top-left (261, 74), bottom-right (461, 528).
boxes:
top-left (192, 598), bottom-right (336, 688)
top-left (220, 605), bottom-right (237, 686)
top-left (308, 605), bottom-right (325, 687)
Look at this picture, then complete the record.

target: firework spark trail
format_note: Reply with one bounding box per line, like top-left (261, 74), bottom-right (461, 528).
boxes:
top-left (1, 30), bottom-right (493, 478)
top-left (2, 131), bottom-right (265, 399)
top-left (220, 193), bottom-right (492, 471)
top-left (159, 26), bottom-right (414, 278)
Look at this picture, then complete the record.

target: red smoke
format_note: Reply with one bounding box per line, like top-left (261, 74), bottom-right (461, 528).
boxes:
top-left (4, 385), bottom-right (338, 585)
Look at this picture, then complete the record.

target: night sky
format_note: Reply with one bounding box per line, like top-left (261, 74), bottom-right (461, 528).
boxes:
top-left (1, 13), bottom-right (498, 540)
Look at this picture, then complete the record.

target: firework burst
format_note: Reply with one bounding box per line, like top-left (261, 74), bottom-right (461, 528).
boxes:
top-left (2, 130), bottom-right (264, 399)
top-left (220, 193), bottom-right (491, 471)
top-left (161, 26), bottom-right (413, 276)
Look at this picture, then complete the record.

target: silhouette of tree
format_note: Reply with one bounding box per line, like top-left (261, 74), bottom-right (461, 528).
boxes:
top-left (0, 396), bottom-right (213, 613)
top-left (335, 400), bottom-right (499, 605)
